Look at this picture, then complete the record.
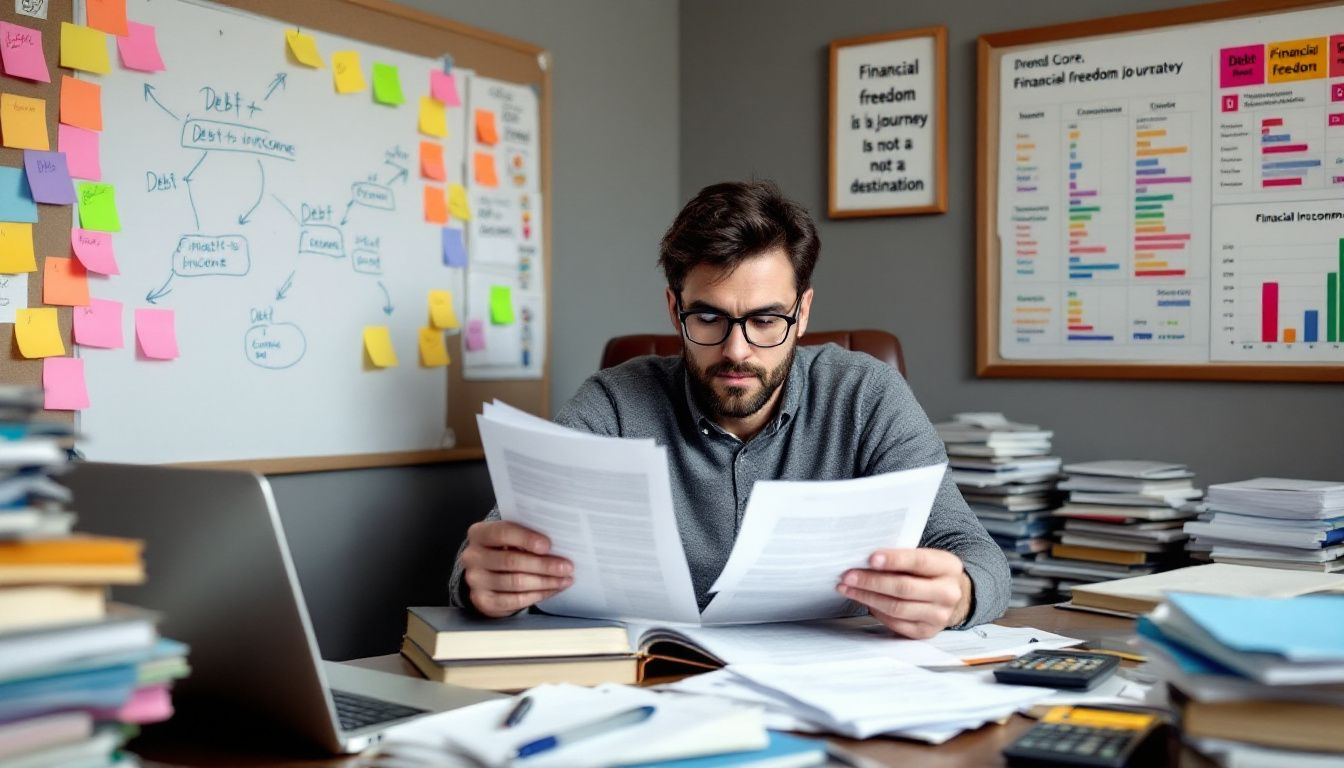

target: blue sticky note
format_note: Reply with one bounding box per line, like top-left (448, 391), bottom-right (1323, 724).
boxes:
top-left (442, 227), bottom-right (467, 267)
top-left (0, 167), bottom-right (38, 223)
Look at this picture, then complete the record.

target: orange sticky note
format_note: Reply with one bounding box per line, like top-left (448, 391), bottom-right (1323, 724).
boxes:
top-left (135, 308), bottom-right (178, 360)
top-left (60, 77), bottom-right (102, 132)
top-left (475, 109), bottom-right (498, 145)
top-left (473, 152), bottom-right (499, 188)
top-left (423, 184), bottom-right (447, 224)
top-left (0, 222), bottom-right (36, 273)
top-left (43, 357), bottom-right (89, 411)
top-left (420, 140), bottom-right (445, 181)
top-left (85, 0), bottom-right (129, 37)
top-left (15, 308), bottom-right (64, 358)
top-left (60, 23), bottom-right (111, 75)
top-left (1, 94), bottom-right (49, 150)
top-left (43, 257), bottom-right (90, 306)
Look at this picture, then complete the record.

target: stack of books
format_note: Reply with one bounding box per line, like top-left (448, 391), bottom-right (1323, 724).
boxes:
top-left (1184, 478), bottom-right (1344, 573)
top-left (935, 413), bottom-right (1063, 606)
top-left (1139, 593), bottom-right (1344, 766)
top-left (1063, 562), bottom-right (1344, 617)
top-left (1027, 460), bottom-right (1201, 596)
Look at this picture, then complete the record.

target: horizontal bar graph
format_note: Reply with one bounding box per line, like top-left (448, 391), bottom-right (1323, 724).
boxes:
top-left (1132, 113), bottom-right (1191, 279)
top-left (1260, 113), bottom-right (1321, 188)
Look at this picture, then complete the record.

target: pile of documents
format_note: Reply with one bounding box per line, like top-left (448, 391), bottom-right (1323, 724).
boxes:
top-left (1184, 478), bottom-right (1344, 573)
top-left (1138, 593), bottom-right (1344, 766)
top-left (1027, 460), bottom-right (1201, 596)
top-left (933, 412), bottom-right (1064, 607)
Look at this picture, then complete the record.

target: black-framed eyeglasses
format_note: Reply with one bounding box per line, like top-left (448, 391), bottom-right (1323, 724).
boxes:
top-left (676, 295), bottom-right (802, 348)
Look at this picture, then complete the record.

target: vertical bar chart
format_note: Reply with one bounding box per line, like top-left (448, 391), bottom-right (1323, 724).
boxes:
top-left (1262, 281), bottom-right (1278, 342)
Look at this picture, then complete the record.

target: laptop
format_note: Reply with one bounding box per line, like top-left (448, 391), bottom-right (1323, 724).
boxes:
top-left (62, 462), bottom-right (500, 754)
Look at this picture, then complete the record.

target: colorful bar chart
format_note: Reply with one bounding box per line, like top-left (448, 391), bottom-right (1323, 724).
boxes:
top-left (1066, 288), bottom-right (1115, 341)
top-left (1260, 112), bottom-right (1323, 188)
top-left (1251, 240), bottom-right (1343, 344)
top-left (1133, 113), bottom-right (1193, 278)
top-left (1066, 121), bottom-right (1121, 280)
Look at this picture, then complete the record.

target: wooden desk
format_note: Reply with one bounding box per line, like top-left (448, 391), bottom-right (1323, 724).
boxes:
top-left (134, 605), bottom-right (1139, 768)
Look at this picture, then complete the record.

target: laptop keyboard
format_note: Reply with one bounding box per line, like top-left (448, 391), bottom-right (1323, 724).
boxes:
top-left (331, 689), bottom-right (427, 731)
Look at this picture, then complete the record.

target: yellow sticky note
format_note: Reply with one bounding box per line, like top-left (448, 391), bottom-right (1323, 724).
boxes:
top-left (1, 94), bottom-right (49, 151)
top-left (15, 308), bottom-right (65, 359)
top-left (60, 23), bottom-right (111, 75)
top-left (0, 222), bottom-right (36, 273)
top-left (447, 183), bottom-right (472, 221)
top-left (418, 96), bottom-right (447, 138)
top-left (332, 51), bottom-right (366, 94)
top-left (428, 290), bottom-right (459, 330)
top-left (362, 326), bottom-right (397, 368)
top-left (285, 29), bottom-right (323, 68)
top-left (490, 285), bottom-right (515, 325)
top-left (419, 327), bottom-right (450, 368)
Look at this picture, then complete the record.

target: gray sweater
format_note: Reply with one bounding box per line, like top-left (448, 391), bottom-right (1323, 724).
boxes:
top-left (451, 343), bottom-right (1010, 627)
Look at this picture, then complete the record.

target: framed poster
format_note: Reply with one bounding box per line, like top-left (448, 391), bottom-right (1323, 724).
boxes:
top-left (829, 26), bottom-right (947, 217)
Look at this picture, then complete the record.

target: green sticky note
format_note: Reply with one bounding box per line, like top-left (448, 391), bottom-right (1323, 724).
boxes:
top-left (489, 285), bottom-right (515, 325)
top-left (372, 62), bottom-right (404, 106)
top-left (76, 181), bottom-right (120, 232)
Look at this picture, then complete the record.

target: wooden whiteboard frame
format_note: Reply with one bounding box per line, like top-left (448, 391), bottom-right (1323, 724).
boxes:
top-left (976, 0), bottom-right (1344, 382)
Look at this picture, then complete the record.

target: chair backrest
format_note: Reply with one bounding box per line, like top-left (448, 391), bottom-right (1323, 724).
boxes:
top-left (600, 329), bottom-right (905, 376)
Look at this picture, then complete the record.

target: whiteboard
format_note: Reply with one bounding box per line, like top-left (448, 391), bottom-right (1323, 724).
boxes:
top-left (79, 0), bottom-right (472, 463)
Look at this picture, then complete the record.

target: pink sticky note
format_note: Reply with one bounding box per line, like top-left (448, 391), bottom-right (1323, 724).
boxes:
top-left (70, 228), bottom-right (118, 274)
top-left (430, 70), bottom-right (461, 106)
top-left (1219, 44), bottom-right (1264, 89)
top-left (58, 124), bottom-right (101, 181)
top-left (465, 318), bottom-right (486, 351)
top-left (43, 357), bottom-right (90, 410)
top-left (0, 22), bottom-right (51, 83)
top-left (135, 308), bottom-right (178, 360)
top-left (73, 298), bottom-right (123, 348)
top-left (116, 21), bottom-right (164, 73)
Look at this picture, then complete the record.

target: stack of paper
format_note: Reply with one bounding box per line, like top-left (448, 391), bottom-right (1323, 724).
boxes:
top-left (1186, 478), bottom-right (1344, 573)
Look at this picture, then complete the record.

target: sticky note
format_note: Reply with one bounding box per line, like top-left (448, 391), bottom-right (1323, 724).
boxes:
top-left (70, 228), bottom-right (117, 274)
top-left (465, 319), bottom-right (485, 351)
top-left (116, 21), bottom-right (164, 72)
top-left (489, 285), bottom-right (515, 325)
top-left (430, 70), bottom-right (461, 106)
top-left (285, 29), bottom-right (323, 68)
top-left (441, 227), bottom-right (467, 268)
top-left (447, 183), bottom-right (471, 220)
top-left (1, 93), bottom-right (48, 150)
top-left (43, 256), bottom-right (89, 306)
top-left (371, 62), bottom-right (403, 105)
top-left (135, 308), bottom-right (177, 360)
top-left (43, 357), bottom-right (89, 411)
top-left (58, 124), bottom-right (100, 180)
top-left (0, 222), bottom-right (36, 272)
top-left (418, 96), bottom-right (447, 138)
top-left (362, 326), bottom-right (397, 367)
top-left (332, 51), bottom-right (365, 94)
top-left (428, 289), bottom-right (458, 329)
top-left (419, 327), bottom-right (450, 367)
top-left (0, 273), bottom-right (26, 322)
top-left (23, 150), bottom-right (75, 205)
top-left (15, 307), bottom-right (63, 358)
top-left (0, 22), bottom-right (51, 82)
top-left (423, 184), bottom-right (447, 224)
top-left (419, 140), bottom-right (445, 181)
top-left (60, 23), bottom-right (110, 75)
top-left (0, 167), bottom-right (38, 223)
top-left (473, 152), bottom-right (498, 188)
top-left (76, 182), bottom-right (118, 231)
top-left (85, 0), bottom-right (128, 37)
top-left (15, 1), bottom-right (48, 20)
top-left (60, 77), bottom-right (101, 131)
top-left (73, 297), bottom-right (122, 348)
top-left (475, 109), bottom-right (499, 145)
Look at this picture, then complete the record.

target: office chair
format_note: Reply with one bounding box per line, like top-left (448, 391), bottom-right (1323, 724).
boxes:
top-left (600, 329), bottom-right (905, 376)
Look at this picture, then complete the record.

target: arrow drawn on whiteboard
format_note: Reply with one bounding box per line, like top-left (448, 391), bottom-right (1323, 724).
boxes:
top-left (146, 273), bottom-right (174, 304)
top-left (383, 161), bottom-right (409, 185)
top-left (264, 73), bottom-right (287, 101)
top-left (339, 199), bottom-right (356, 226)
top-left (276, 270), bottom-right (295, 301)
top-left (377, 281), bottom-right (394, 315)
top-left (271, 195), bottom-right (298, 224)
top-left (183, 152), bottom-right (207, 230)
top-left (238, 160), bottom-right (265, 225)
top-left (143, 83), bottom-right (179, 121)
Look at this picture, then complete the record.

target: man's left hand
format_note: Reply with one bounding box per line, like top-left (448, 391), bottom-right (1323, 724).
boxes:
top-left (837, 548), bottom-right (973, 639)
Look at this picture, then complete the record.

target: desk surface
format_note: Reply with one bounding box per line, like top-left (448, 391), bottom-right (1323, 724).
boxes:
top-left (135, 605), bottom-right (1139, 768)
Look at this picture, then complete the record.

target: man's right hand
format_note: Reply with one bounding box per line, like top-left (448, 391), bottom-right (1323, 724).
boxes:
top-left (460, 521), bottom-right (574, 618)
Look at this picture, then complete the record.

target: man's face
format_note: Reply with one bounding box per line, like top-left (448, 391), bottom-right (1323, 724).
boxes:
top-left (666, 248), bottom-right (813, 421)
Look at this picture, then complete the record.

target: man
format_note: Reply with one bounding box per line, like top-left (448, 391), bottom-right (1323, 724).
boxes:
top-left (451, 181), bottom-right (1010, 638)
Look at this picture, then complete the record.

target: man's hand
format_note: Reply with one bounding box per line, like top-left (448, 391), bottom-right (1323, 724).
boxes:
top-left (836, 548), bottom-right (973, 639)
top-left (460, 521), bottom-right (574, 618)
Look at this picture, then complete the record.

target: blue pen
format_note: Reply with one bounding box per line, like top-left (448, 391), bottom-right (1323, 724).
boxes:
top-left (514, 705), bottom-right (656, 759)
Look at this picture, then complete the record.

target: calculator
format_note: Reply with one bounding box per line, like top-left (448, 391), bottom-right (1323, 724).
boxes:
top-left (993, 649), bottom-right (1119, 690)
top-left (1003, 706), bottom-right (1165, 768)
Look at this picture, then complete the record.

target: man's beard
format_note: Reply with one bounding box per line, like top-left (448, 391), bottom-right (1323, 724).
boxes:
top-left (686, 345), bottom-right (795, 420)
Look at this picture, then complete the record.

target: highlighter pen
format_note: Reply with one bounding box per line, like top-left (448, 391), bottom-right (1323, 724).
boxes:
top-left (500, 695), bottom-right (533, 728)
top-left (514, 705), bottom-right (656, 759)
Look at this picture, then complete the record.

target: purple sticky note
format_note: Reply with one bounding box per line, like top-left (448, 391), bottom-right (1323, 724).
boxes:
top-left (442, 227), bottom-right (467, 267)
top-left (74, 298), bottom-right (122, 349)
top-left (58, 124), bottom-right (100, 181)
top-left (430, 70), bottom-right (460, 106)
top-left (465, 319), bottom-right (486, 351)
top-left (23, 150), bottom-right (75, 205)
top-left (135, 308), bottom-right (178, 360)
top-left (0, 22), bottom-right (51, 83)
top-left (43, 357), bottom-right (90, 410)
top-left (116, 21), bottom-right (165, 73)
top-left (70, 228), bottom-right (118, 275)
